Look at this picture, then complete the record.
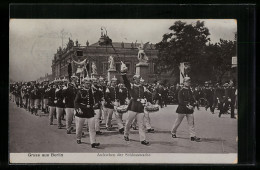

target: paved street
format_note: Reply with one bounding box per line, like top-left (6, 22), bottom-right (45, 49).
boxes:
top-left (9, 102), bottom-right (237, 153)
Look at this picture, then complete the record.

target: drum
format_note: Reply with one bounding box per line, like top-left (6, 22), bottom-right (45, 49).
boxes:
top-left (116, 105), bottom-right (128, 114)
top-left (145, 104), bottom-right (160, 112)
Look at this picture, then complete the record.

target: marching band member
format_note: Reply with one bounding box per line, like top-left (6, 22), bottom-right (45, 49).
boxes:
top-left (104, 76), bottom-right (124, 134)
top-left (203, 81), bottom-right (215, 114)
top-left (98, 76), bottom-right (107, 123)
top-left (23, 82), bottom-right (30, 110)
top-left (171, 77), bottom-right (200, 142)
top-left (55, 79), bottom-right (65, 129)
top-left (140, 78), bottom-right (155, 133)
top-left (42, 81), bottom-right (49, 113)
top-left (91, 77), bottom-right (103, 135)
top-left (47, 81), bottom-right (56, 125)
top-left (29, 81), bottom-right (36, 114)
top-left (34, 82), bottom-right (42, 116)
top-left (62, 76), bottom-right (78, 134)
top-left (120, 62), bottom-right (150, 145)
top-left (74, 76), bottom-right (100, 148)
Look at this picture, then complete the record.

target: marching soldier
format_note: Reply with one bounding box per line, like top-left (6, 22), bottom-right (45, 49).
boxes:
top-left (98, 76), bottom-right (107, 122)
top-left (121, 73), bottom-right (150, 145)
top-left (221, 80), bottom-right (236, 119)
top-left (47, 81), bottom-right (56, 125)
top-left (203, 81), bottom-right (215, 114)
top-left (74, 76), bottom-right (100, 148)
top-left (171, 77), bottom-right (200, 142)
top-left (91, 77), bottom-right (103, 135)
top-left (120, 62), bottom-right (150, 145)
top-left (104, 76), bottom-right (124, 134)
top-left (33, 82), bottom-right (41, 116)
top-left (29, 81), bottom-right (36, 114)
top-left (21, 83), bottom-right (26, 108)
top-left (24, 82), bottom-right (31, 110)
top-left (213, 83), bottom-right (225, 116)
top-left (55, 79), bottom-right (65, 129)
top-left (42, 81), bottom-right (49, 113)
top-left (62, 76), bottom-right (78, 134)
top-left (140, 78), bottom-right (155, 133)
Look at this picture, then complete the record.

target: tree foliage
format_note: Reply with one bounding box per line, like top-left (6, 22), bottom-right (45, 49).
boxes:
top-left (155, 20), bottom-right (236, 84)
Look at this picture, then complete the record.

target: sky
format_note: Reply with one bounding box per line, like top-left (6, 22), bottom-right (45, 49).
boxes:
top-left (9, 19), bottom-right (237, 82)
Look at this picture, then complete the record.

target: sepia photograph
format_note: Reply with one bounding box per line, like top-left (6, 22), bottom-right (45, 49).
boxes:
top-left (9, 19), bottom-right (237, 164)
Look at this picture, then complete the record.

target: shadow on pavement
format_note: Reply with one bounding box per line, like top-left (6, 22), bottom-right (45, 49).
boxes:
top-left (97, 143), bottom-right (128, 149)
top-left (201, 137), bottom-right (224, 143)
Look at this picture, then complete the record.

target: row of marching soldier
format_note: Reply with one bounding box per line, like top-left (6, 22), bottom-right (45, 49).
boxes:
top-left (9, 62), bottom-right (161, 148)
top-left (9, 62), bottom-right (237, 148)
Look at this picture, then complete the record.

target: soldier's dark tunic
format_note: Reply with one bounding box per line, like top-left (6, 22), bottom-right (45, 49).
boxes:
top-left (223, 86), bottom-right (236, 118)
top-left (74, 89), bottom-right (95, 118)
top-left (104, 86), bottom-right (120, 109)
top-left (47, 87), bottom-right (56, 107)
top-left (92, 85), bottom-right (103, 109)
top-left (203, 87), bottom-right (214, 112)
top-left (214, 87), bottom-right (225, 113)
top-left (122, 74), bottom-right (147, 113)
top-left (118, 87), bottom-right (129, 105)
top-left (176, 87), bottom-right (196, 114)
top-left (62, 86), bottom-right (77, 108)
top-left (55, 88), bottom-right (64, 108)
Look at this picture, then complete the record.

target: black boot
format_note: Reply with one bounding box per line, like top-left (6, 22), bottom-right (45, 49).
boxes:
top-left (91, 143), bottom-right (100, 148)
top-left (141, 140), bottom-right (150, 145)
top-left (191, 136), bottom-right (201, 142)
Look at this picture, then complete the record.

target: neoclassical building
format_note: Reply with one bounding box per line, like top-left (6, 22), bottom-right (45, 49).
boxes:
top-left (51, 38), bottom-right (171, 83)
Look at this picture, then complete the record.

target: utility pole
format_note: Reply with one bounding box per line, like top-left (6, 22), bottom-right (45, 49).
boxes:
top-left (60, 29), bottom-right (71, 48)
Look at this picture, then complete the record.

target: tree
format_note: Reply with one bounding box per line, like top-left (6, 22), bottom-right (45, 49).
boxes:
top-left (155, 21), bottom-right (211, 84)
top-left (208, 39), bottom-right (236, 83)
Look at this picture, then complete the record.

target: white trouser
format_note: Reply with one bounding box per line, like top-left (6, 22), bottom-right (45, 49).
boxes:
top-left (34, 99), bottom-right (40, 109)
top-left (56, 107), bottom-right (64, 127)
top-left (65, 108), bottom-right (74, 130)
top-left (124, 111), bottom-right (146, 141)
top-left (103, 107), bottom-right (113, 127)
top-left (94, 109), bottom-right (101, 131)
top-left (43, 99), bottom-right (49, 109)
top-left (49, 106), bottom-right (56, 124)
top-left (171, 113), bottom-right (196, 137)
top-left (75, 116), bottom-right (96, 144)
top-left (144, 110), bottom-right (152, 129)
top-left (114, 110), bottom-right (124, 129)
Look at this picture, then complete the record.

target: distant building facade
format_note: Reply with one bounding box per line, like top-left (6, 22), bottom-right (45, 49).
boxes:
top-left (51, 39), bottom-right (171, 83)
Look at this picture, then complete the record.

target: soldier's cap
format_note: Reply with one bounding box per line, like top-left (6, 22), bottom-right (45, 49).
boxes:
top-left (223, 83), bottom-right (229, 87)
top-left (99, 76), bottom-right (104, 81)
top-left (91, 76), bottom-right (97, 82)
top-left (111, 76), bottom-right (117, 82)
top-left (62, 77), bottom-right (68, 82)
top-left (183, 77), bottom-right (191, 82)
top-left (82, 77), bottom-right (92, 84)
top-left (71, 75), bottom-right (79, 80)
top-left (68, 82), bottom-right (74, 86)
top-left (133, 74), bottom-right (141, 80)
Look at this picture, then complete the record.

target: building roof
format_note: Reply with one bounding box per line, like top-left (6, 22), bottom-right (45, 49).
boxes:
top-left (90, 42), bottom-right (156, 50)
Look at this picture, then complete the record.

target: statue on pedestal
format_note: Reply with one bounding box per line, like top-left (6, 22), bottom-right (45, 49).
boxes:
top-left (137, 42), bottom-right (149, 64)
top-left (108, 56), bottom-right (116, 70)
top-left (91, 62), bottom-right (97, 75)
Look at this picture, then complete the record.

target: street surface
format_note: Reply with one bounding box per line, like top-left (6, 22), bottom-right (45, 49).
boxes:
top-left (9, 102), bottom-right (237, 153)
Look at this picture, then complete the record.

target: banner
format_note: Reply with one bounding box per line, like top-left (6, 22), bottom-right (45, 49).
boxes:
top-left (180, 62), bottom-right (191, 84)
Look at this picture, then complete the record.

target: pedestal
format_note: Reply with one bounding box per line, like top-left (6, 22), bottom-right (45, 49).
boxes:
top-left (136, 62), bottom-right (149, 82)
top-left (91, 73), bottom-right (98, 79)
top-left (107, 69), bottom-right (117, 81)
